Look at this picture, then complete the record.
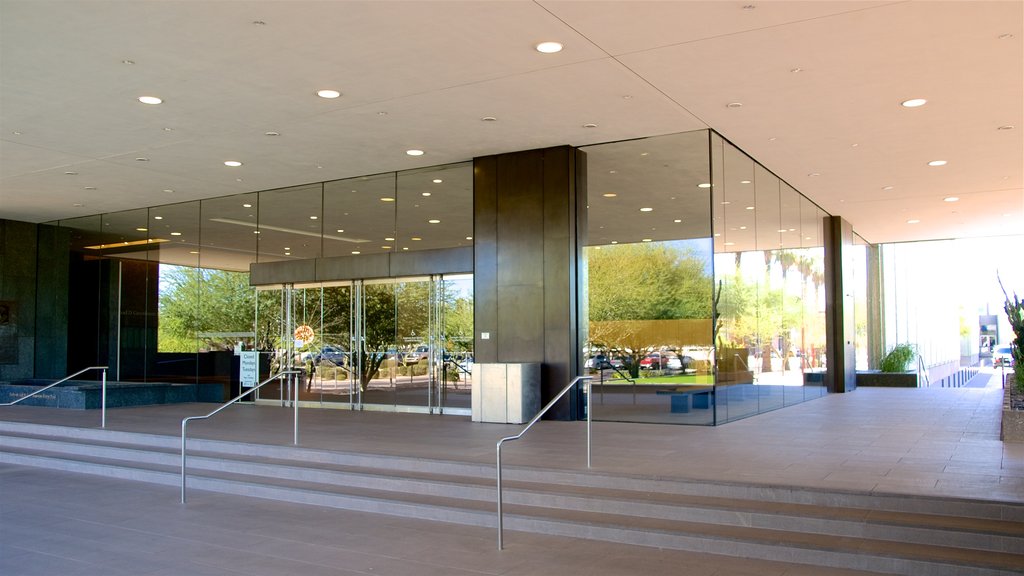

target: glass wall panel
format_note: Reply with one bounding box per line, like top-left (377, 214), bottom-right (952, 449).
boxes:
top-left (324, 173), bottom-right (396, 258)
top-left (441, 274), bottom-right (474, 411)
top-left (396, 163), bottom-right (473, 253)
top-left (257, 183), bottom-right (323, 262)
top-left (582, 131), bottom-right (715, 425)
top-left (711, 133), bottom-right (830, 424)
top-left (200, 193), bottom-right (259, 272)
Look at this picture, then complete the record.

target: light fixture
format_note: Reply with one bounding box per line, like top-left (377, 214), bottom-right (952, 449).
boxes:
top-left (466, 236), bottom-right (473, 241)
top-left (243, 203), bottom-right (252, 208)
top-left (171, 232), bottom-right (182, 236)
top-left (726, 102), bottom-right (743, 108)
top-left (697, 183), bottom-right (712, 188)
top-left (428, 219), bottom-right (441, 224)
top-left (674, 219), bottom-right (682, 223)
top-left (807, 173), bottom-right (820, 177)
top-left (385, 237), bottom-right (395, 241)
top-left (317, 89), bottom-right (341, 99)
top-left (64, 171), bottom-right (78, 175)
top-left (603, 193), bottom-right (617, 198)
top-left (907, 219), bottom-right (920, 224)
top-left (927, 160), bottom-right (947, 166)
top-left (433, 179), bottom-right (443, 183)
top-left (309, 216), bottom-right (318, 220)
top-left (411, 237), bottom-right (422, 241)
top-left (721, 201), bottom-right (731, 205)
top-left (351, 251), bottom-right (361, 255)
top-left (84, 238), bottom-right (168, 250)
top-left (85, 186), bottom-right (96, 190)
top-left (138, 96), bottom-right (162, 105)
top-left (153, 216), bottom-right (163, 220)
top-left (642, 238), bottom-right (652, 243)
top-left (189, 251), bottom-right (199, 255)
top-left (481, 116), bottom-right (497, 122)
top-left (998, 125), bottom-right (1015, 131)
top-left (882, 186), bottom-right (894, 191)
top-left (422, 192), bottom-right (431, 197)
top-left (745, 206), bottom-right (755, 210)
top-left (382, 245), bottom-right (391, 250)
top-left (901, 98), bottom-right (927, 108)
top-left (406, 149), bottom-right (425, 156)
top-left (135, 157), bottom-right (149, 162)
top-left (740, 180), bottom-right (751, 184)
top-left (583, 123), bottom-right (598, 128)
top-left (224, 161), bottom-right (242, 167)
top-left (639, 207), bottom-right (654, 212)
top-left (163, 189), bottom-right (174, 193)
top-left (136, 227), bottom-right (148, 232)
top-left (536, 41), bottom-right (563, 53)
top-left (265, 131), bottom-right (279, 136)
top-left (380, 197), bottom-right (395, 202)
top-left (943, 196), bottom-right (960, 203)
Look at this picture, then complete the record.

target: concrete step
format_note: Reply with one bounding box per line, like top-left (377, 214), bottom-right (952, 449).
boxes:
top-left (2, 421), bottom-right (1023, 576)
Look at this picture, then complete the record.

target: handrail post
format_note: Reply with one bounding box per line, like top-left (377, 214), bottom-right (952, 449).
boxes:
top-left (587, 376), bottom-right (592, 469)
top-left (293, 372), bottom-right (299, 445)
top-left (101, 368), bottom-right (107, 428)
top-left (495, 375), bottom-right (592, 550)
top-left (181, 419), bottom-right (188, 503)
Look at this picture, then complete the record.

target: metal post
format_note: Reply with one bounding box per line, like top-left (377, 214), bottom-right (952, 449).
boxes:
top-left (587, 377), bottom-right (592, 469)
top-left (180, 420), bottom-right (188, 503)
top-left (101, 368), bottom-right (107, 428)
top-left (293, 373), bottom-right (299, 445)
top-left (496, 444), bottom-right (504, 550)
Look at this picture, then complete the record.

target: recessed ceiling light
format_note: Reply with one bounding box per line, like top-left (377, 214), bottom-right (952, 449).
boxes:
top-left (724, 242), bottom-right (736, 246)
top-left (640, 152), bottom-right (649, 156)
top-left (317, 89), bottom-right (341, 99)
top-left (927, 160), bottom-right (947, 166)
top-left (136, 227), bottom-right (148, 232)
top-left (481, 116), bottom-right (497, 122)
top-left (777, 229), bottom-right (788, 233)
top-left (122, 59), bottom-right (135, 65)
top-left (252, 20), bottom-right (266, 26)
top-left (224, 160), bottom-right (242, 167)
top-left (284, 252), bottom-right (291, 256)
top-left (380, 197), bottom-right (395, 202)
top-left (739, 226), bottom-right (747, 230)
top-left (163, 189), bottom-right (174, 193)
top-left (336, 229), bottom-right (344, 233)
top-left (697, 183), bottom-right (712, 188)
top-left (721, 201), bottom-right (731, 205)
top-left (171, 232), bottom-right (182, 236)
top-left (674, 219), bottom-right (682, 223)
top-left (943, 196), bottom-right (959, 202)
top-left (406, 149), bottom-right (425, 156)
top-left (603, 193), bottom-right (617, 198)
top-left (998, 125), bottom-right (1015, 130)
top-left (790, 67), bottom-right (803, 73)
top-left (726, 102), bottom-right (743, 108)
top-left (153, 216), bottom-right (163, 220)
top-left (284, 247), bottom-right (291, 251)
top-left (189, 251), bottom-right (199, 255)
top-left (385, 237), bottom-right (395, 241)
top-left (536, 41), bottom-right (563, 53)
top-left (432, 179), bottom-right (443, 183)
top-left (745, 206), bottom-right (755, 210)
top-left (639, 207), bottom-right (654, 212)
top-left (741, 5), bottom-right (756, 9)
top-left (907, 219), bottom-right (920, 224)
top-left (807, 173), bottom-right (820, 177)
top-left (713, 233), bottom-right (721, 237)
top-left (411, 237), bottom-right (422, 241)
top-left (466, 236), bottom-right (473, 241)
top-left (253, 230), bottom-right (260, 234)
top-left (309, 215), bottom-right (318, 220)
top-left (901, 98), bottom-right (927, 108)
top-left (428, 219), bottom-right (441, 224)
top-left (138, 96), bottom-right (162, 105)
top-left (265, 131), bottom-right (279, 136)
top-left (740, 180), bottom-right (751, 184)
top-left (64, 171), bottom-right (78, 175)
top-left (85, 186), bottom-right (96, 190)
top-left (998, 33), bottom-right (1015, 39)
top-left (642, 238), bottom-right (652, 242)
top-left (351, 251), bottom-right (361, 255)
top-left (583, 123), bottom-right (598, 128)
top-left (243, 203), bottom-right (252, 208)
top-left (610, 241), bottom-right (618, 245)
top-left (382, 245), bottom-right (391, 250)
top-left (421, 192), bottom-right (431, 197)
top-left (882, 186), bottom-right (894, 190)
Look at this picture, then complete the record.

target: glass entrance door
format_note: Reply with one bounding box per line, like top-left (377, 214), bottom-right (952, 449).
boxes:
top-left (257, 274), bottom-right (473, 415)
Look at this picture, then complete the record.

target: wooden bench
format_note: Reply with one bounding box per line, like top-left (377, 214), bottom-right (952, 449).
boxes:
top-left (656, 386), bottom-right (714, 413)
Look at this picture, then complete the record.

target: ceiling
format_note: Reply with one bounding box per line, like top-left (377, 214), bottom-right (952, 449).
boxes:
top-left (1, 0), bottom-right (1021, 246)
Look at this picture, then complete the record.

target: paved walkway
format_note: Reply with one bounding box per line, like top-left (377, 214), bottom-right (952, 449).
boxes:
top-left (1, 369), bottom-right (1022, 575)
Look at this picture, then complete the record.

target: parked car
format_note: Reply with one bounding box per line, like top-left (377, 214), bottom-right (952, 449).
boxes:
top-left (994, 345), bottom-right (1015, 367)
top-left (585, 354), bottom-right (624, 370)
top-left (316, 346), bottom-right (347, 365)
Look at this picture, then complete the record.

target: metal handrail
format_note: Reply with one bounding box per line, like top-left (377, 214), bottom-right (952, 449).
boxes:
top-left (180, 369), bottom-right (301, 503)
top-left (917, 355), bottom-right (930, 387)
top-left (496, 375), bottom-right (592, 550)
top-left (1, 366), bottom-right (109, 427)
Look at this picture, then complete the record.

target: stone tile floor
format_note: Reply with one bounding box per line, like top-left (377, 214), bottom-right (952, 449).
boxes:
top-left (1, 368), bottom-right (1021, 575)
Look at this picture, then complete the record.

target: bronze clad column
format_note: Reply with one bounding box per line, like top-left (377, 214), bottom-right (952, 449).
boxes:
top-left (473, 146), bottom-right (587, 420)
top-left (823, 215), bottom-right (857, 393)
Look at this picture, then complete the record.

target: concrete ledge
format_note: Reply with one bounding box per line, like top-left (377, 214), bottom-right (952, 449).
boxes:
top-left (855, 371), bottom-right (918, 387)
top-left (1002, 375), bottom-right (1024, 443)
top-left (0, 380), bottom-right (224, 409)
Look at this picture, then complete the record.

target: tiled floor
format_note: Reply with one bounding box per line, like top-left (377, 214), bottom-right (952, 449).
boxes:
top-left (1, 369), bottom-right (1022, 575)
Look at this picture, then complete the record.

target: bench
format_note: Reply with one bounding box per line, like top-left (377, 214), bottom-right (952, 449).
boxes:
top-left (656, 386), bottom-right (714, 413)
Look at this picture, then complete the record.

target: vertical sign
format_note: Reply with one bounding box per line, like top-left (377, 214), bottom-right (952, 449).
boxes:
top-left (240, 351), bottom-right (259, 388)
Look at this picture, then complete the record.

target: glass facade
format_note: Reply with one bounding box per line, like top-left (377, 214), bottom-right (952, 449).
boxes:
top-left (52, 130), bottom-right (834, 424)
top-left (582, 131), bottom-right (830, 425)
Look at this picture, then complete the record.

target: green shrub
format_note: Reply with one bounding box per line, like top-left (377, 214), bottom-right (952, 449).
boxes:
top-left (880, 343), bottom-right (916, 373)
top-left (1001, 281), bottom-right (1024, 393)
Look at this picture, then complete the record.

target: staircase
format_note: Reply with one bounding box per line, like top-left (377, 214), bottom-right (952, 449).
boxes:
top-left (1, 420), bottom-right (1022, 576)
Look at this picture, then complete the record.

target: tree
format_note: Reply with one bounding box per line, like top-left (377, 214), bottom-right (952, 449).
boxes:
top-left (588, 242), bottom-right (713, 377)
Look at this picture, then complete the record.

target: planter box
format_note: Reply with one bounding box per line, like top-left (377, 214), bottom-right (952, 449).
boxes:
top-left (855, 370), bottom-right (918, 387)
top-left (1002, 374), bottom-right (1024, 443)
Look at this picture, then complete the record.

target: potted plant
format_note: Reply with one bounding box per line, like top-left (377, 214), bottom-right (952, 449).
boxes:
top-left (1000, 278), bottom-right (1024, 442)
top-left (857, 343), bottom-right (920, 387)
